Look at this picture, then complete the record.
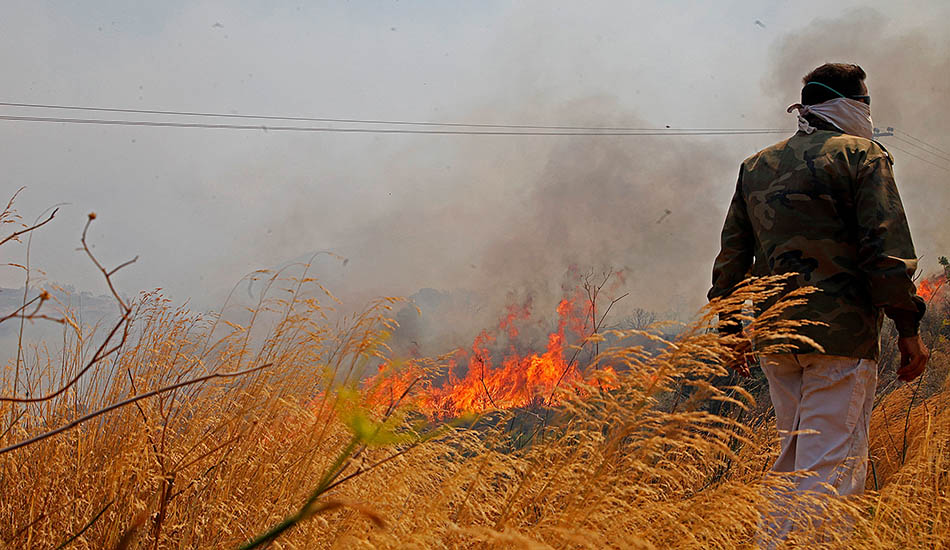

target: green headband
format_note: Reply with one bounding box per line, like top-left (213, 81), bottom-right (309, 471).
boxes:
top-left (804, 81), bottom-right (846, 98)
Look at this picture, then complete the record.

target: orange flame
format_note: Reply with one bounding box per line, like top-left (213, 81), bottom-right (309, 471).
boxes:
top-left (367, 290), bottom-right (618, 418)
top-left (499, 298), bottom-right (532, 340)
top-left (918, 274), bottom-right (946, 302)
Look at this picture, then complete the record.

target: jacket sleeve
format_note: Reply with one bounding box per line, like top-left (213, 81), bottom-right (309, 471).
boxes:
top-left (708, 167), bottom-right (755, 332)
top-left (854, 153), bottom-right (926, 336)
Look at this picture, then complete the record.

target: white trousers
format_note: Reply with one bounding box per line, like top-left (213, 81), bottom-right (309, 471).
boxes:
top-left (758, 353), bottom-right (877, 544)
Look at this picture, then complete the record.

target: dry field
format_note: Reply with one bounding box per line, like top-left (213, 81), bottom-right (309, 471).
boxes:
top-left (1, 204), bottom-right (948, 549)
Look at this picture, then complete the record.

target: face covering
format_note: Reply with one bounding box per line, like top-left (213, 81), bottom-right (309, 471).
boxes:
top-left (787, 97), bottom-right (874, 140)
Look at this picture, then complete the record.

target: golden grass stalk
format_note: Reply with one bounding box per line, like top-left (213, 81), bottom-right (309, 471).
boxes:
top-left (0, 248), bottom-right (946, 549)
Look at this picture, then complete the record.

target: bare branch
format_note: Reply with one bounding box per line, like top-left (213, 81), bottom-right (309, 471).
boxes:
top-left (5, 513), bottom-right (47, 545)
top-left (1, 213), bottom-right (141, 404)
top-left (53, 500), bottom-right (115, 550)
top-left (80, 214), bottom-right (137, 313)
top-left (598, 293), bottom-right (629, 328)
top-left (533, 274), bottom-right (629, 443)
top-left (321, 441), bottom-right (421, 495)
top-left (0, 290), bottom-right (66, 326)
top-left (107, 255), bottom-right (140, 278)
top-left (0, 364), bottom-right (271, 455)
top-left (0, 187), bottom-right (26, 223)
top-left (0, 207), bottom-right (58, 248)
top-left (548, 283), bottom-right (628, 402)
top-left (382, 375), bottom-right (421, 419)
top-left (0, 294), bottom-right (44, 324)
top-left (2, 313), bottom-right (66, 324)
top-left (0, 309), bottom-right (130, 403)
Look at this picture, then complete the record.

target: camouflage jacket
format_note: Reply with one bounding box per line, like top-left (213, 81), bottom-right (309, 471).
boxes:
top-left (709, 126), bottom-right (925, 360)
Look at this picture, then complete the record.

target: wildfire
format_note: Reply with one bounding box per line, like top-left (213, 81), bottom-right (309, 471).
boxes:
top-left (918, 274), bottom-right (947, 302)
top-left (367, 290), bottom-right (620, 418)
top-left (499, 298), bottom-right (532, 340)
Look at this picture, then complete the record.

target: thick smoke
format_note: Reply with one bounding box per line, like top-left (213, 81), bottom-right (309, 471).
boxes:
top-left (344, 10), bottom-right (950, 355)
top-left (4, 6), bottom-right (948, 361)
top-left (279, 98), bottom-right (747, 357)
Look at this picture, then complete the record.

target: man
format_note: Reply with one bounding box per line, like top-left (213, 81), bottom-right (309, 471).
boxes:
top-left (708, 63), bottom-right (930, 539)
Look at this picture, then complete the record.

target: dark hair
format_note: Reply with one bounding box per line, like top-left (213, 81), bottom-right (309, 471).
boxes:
top-left (801, 63), bottom-right (867, 105)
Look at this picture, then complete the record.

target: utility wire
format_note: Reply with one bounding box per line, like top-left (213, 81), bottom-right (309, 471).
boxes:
top-left (888, 143), bottom-right (950, 173)
top-left (0, 114), bottom-right (792, 136)
top-left (2, 107), bottom-right (946, 176)
top-left (897, 130), bottom-right (950, 160)
top-left (0, 100), bottom-right (787, 133)
top-left (2, 100), bottom-right (946, 172)
top-left (893, 134), bottom-right (950, 163)
top-left (2, 102), bottom-right (946, 163)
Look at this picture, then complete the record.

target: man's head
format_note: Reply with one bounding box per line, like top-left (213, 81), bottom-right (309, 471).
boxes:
top-left (801, 63), bottom-right (869, 106)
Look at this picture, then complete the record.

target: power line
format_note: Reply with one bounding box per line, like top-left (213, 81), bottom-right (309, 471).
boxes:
top-left (894, 136), bottom-right (950, 162)
top-left (2, 100), bottom-right (945, 172)
top-left (893, 131), bottom-right (950, 162)
top-left (0, 114), bottom-right (792, 136)
top-left (888, 143), bottom-right (950, 173)
top-left (894, 135), bottom-right (950, 164)
top-left (0, 100), bottom-right (787, 133)
top-left (1, 106), bottom-right (946, 175)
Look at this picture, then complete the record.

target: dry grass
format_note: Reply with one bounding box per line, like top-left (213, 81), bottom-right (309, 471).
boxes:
top-left (1, 232), bottom-right (948, 548)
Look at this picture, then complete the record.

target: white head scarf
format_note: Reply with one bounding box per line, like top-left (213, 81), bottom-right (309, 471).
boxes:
top-left (787, 97), bottom-right (874, 140)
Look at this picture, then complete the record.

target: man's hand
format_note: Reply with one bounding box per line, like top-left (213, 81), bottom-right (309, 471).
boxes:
top-left (724, 335), bottom-right (753, 378)
top-left (897, 335), bottom-right (930, 382)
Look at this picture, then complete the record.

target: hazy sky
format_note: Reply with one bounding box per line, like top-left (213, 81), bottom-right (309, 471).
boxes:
top-left (2, 1), bottom-right (948, 321)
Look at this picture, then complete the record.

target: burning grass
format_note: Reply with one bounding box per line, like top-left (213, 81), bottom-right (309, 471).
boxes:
top-left (366, 285), bottom-right (622, 419)
top-left (1, 204), bottom-right (949, 548)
